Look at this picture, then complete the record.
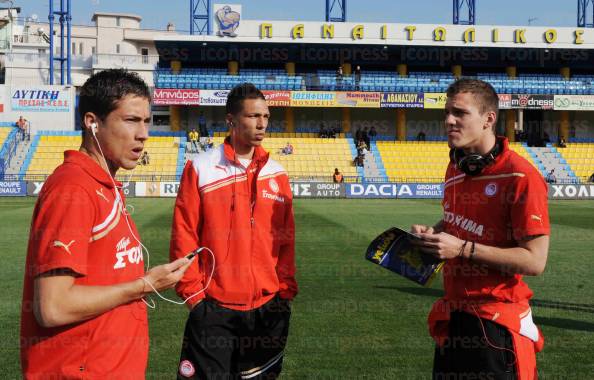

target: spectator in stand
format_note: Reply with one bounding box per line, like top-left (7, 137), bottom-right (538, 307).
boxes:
top-left (139, 151), bottom-right (150, 166)
top-left (360, 143), bottom-right (369, 158)
top-left (558, 136), bottom-right (567, 148)
top-left (16, 116), bottom-right (30, 141)
top-left (545, 169), bottom-right (557, 184)
top-left (188, 128), bottom-right (199, 153)
top-left (360, 127), bottom-right (370, 151)
top-left (417, 131), bottom-right (426, 141)
top-left (319, 122), bottom-right (328, 138)
top-left (356, 148), bottom-right (366, 166)
top-left (333, 168), bottom-right (344, 183)
top-left (355, 127), bottom-right (362, 143)
top-left (369, 126), bottom-right (377, 141)
top-left (589, 172), bottom-right (594, 183)
top-left (332, 124), bottom-right (341, 138)
top-left (281, 142), bottom-right (294, 155)
top-left (336, 65), bottom-right (343, 90)
top-left (543, 132), bottom-right (551, 144)
top-left (327, 124), bottom-right (336, 139)
top-left (354, 65), bottom-right (361, 91)
top-left (202, 137), bottom-right (214, 151)
top-left (357, 139), bottom-right (367, 153)
top-left (355, 141), bottom-right (368, 168)
top-left (198, 112), bottom-right (208, 139)
top-left (16, 115), bottom-right (26, 132)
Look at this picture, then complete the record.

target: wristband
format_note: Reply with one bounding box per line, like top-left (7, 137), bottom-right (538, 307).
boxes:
top-left (458, 240), bottom-right (468, 258)
top-left (469, 241), bottom-right (476, 261)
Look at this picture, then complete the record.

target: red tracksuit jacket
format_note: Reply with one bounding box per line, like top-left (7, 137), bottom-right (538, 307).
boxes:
top-left (170, 139), bottom-right (297, 311)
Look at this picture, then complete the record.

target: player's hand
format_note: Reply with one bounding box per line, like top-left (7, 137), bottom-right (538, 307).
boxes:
top-left (140, 257), bottom-right (194, 296)
top-left (410, 224), bottom-right (435, 235)
top-left (413, 232), bottom-right (465, 260)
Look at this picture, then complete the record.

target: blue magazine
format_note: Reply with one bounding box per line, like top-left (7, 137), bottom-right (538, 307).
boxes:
top-left (365, 227), bottom-right (445, 286)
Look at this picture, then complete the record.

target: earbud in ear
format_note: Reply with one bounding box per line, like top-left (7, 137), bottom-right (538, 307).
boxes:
top-left (91, 123), bottom-right (98, 135)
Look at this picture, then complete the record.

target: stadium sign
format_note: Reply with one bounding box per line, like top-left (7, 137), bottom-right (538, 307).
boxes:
top-left (214, 4), bottom-right (242, 37)
top-left (290, 182), bottom-right (344, 198)
top-left (135, 182), bottom-right (180, 197)
top-left (200, 20), bottom-right (594, 49)
top-left (380, 93), bottom-right (424, 108)
top-left (346, 183), bottom-right (444, 199)
top-left (153, 89), bottom-right (200, 105)
top-left (424, 93), bottom-right (447, 109)
top-left (290, 91), bottom-right (337, 107)
top-left (549, 184), bottom-right (594, 199)
top-left (336, 92), bottom-right (381, 108)
top-left (346, 183), bottom-right (398, 198)
top-left (11, 86), bottom-right (71, 112)
top-left (263, 90), bottom-right (291, 107)
top-left (510, 94), bottom-right (554, 110)
top-left (396, 183), bottom-right (444, 199)
top-left (553, 95), bottom-right (594, 111)
top-left (199, 90), bottom-right (230, 106)
top-left (0, 181), bottom-right (26, 196)
top-left (26, 181), bottom-right (45, 196)
top-left (121, 182), bottom-right (136, 197)
top-left (498, 94), bottom-right (512, 110)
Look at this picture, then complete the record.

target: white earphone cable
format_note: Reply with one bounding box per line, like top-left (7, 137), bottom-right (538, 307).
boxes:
top-left (90, 126), bottom-right (214, 308)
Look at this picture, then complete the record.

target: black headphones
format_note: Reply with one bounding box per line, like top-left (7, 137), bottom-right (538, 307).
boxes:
top-left (449, 139), bottom-right (502, 176)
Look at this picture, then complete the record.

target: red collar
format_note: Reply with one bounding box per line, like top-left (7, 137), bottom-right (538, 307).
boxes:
top-left (64, 150), bottom-right (122, 189)
top-left (479, 136), bottom-right (511, 175)
top-left (497, 136), bottom-right (510, 155)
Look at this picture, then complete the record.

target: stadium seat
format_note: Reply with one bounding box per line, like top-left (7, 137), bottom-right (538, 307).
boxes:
top-left (24, 132), bottom-right (182, 182)
top-left (557, 143), bottom-right (594, 182)
top-left (203, 135), bottom-right (357, 181)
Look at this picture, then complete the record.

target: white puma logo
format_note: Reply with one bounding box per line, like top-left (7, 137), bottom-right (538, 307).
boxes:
top-left (96, 188), bottom-right (109, 202)
top-left (53, 240), bottom-right (75, 255)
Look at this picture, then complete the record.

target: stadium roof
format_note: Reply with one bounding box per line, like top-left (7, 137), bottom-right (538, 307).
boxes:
top-left (91, 12), bottom-right (142, 22)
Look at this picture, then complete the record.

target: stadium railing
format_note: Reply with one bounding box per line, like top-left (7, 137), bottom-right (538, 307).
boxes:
top-left (0, 128), bottom-right (20, 177)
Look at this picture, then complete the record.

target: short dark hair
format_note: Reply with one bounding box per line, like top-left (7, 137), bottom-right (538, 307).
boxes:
top-left (226, 83), bottom-right (265, 115)
top-left (79, 69), bottom-right (151, 126)
top-left (446, 78), bottom-right (499, 118)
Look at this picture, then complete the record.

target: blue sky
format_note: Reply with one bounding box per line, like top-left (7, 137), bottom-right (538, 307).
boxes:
top-left (10, 0), bottom-right (579, 32)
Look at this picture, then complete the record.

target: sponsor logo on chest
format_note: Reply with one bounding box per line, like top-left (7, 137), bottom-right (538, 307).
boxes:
top-left (113, 236), bottom-right (144, 269)
top-left (262, 189), bottom-right (285, 203)
top-left (443, 211), bottom-right (484, 237)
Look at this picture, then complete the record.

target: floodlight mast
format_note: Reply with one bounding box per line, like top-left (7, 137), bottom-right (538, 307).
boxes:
top-left (48, 0), bottom-right (71, 85)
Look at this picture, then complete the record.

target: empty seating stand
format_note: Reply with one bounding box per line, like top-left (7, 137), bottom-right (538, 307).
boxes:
top-left (210, 132), bottom-right (357, 180)
top-left (376, 141), bottom-right (539, 183)
top-left (557, 143), bottom-right (594, 182)
top-left (23, 131), bottom-right (183, 181)
top-left (155, 68), bottom-right (304, 91)
top-left (154, 67), bottom-right (594, 94)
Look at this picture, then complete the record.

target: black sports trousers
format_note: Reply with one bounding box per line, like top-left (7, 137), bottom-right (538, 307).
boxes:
top-left (433, 311), bottom-right (518, 380)
top-left (177, 294), bottom-right (291, 380)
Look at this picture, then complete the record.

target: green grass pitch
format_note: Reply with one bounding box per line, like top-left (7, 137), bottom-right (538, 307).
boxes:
top-left (1, 198), bottom-right (593, 378)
